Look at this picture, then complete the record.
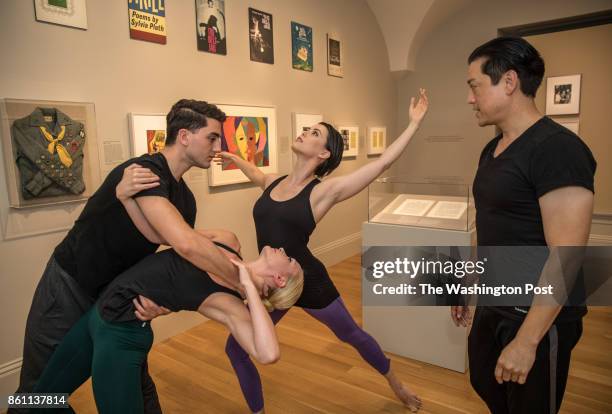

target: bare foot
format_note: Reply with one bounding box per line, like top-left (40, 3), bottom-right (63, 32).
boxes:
top-left (386, 369), bottom-right (422, 412)
top-left (392, 383), bottom-right (422, 412)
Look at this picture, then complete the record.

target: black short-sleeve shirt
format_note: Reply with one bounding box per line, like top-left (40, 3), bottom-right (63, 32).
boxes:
top-left (98, 242), bottom-right (242, 322)
top-left (473, 116), bottom-right (596, 321)
top-left (53, 153), bottom-right (197, 299)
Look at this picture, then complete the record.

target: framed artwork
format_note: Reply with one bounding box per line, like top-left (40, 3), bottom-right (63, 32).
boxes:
top-left (128, 0), bottom-right (167, 44)
top-left (291, 22), bottom-right (313, 72)
top-left (367, 127), bottom-right (386, 155)
top-left (338, 126), bottom-right (359, 157)
top-left (34, 0), bottom-right (88, 30)
top-left (128, 113), bottom-right (167, 156)
top-left (327, 34), bottom-right (343, 77)
top-left (196, 0), bottom-right (226, 55)
top-left (249, 8), bottom-right (274, 64)
top-left (209, 104), bottom-right (278, 186)
top-left (293, 113), bottom-right (323, 143)
top-left (0, 98), bottom-right (101, 209)
top-left (546, 74), bottom-right (581, 115)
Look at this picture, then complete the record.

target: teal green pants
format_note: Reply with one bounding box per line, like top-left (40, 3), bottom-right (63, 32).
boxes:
top-left (33, 307), bottom-right (153, 413)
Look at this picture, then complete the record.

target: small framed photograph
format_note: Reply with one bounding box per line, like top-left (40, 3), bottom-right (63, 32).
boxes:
top-left (128, 113), bottom-right (167, 156)
top-left (367, 126), bottom-right (386, 155)
top-left (34, 0), bottom-right (88, 30)
top-left (327, 34), bottom-right (343, 77)
top-left (546, 74), bottom-right (581, 115)
top-left (292, 113), bottom-right (323, 142)
top-left (337, 126), bottom-right (359, 157)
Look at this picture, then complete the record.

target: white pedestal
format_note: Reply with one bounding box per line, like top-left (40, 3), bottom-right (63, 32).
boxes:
top-left (362, 221), bottom-right (475, 372)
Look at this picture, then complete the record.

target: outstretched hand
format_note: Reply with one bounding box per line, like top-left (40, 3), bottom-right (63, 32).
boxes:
top-left (408, 88), bottom-right (429, 126)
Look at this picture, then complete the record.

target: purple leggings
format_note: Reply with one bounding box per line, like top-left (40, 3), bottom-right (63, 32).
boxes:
top-left (224, 297), bottom-right (391, 412)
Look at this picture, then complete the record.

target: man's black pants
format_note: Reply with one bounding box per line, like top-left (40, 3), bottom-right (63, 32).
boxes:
top-left (8, 256), bottom-right (162, 414)
top-left (469, 307), bottom-right (583, 414)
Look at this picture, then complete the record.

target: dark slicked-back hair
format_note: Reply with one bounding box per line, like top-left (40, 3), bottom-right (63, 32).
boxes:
top-left (468, 37), bottom-right (545, 97)
top-left (165, 99), bottom-right (226, 145)
top-left (315, 122), bottom-right (344, 178)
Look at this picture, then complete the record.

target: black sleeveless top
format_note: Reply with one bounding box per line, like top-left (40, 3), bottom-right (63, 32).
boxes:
top-left (98, 242), bottom-right (242, 322)
top-left (253, 175), bottom-right (340, 309)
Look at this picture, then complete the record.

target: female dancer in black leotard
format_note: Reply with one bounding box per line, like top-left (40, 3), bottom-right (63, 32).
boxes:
top-left (216, 89), bottom-right (429, 413)
top-left (33, 228), bottom-right (304, 413)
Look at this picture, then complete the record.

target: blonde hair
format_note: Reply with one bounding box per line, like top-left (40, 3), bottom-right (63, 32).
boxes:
top-left (261, 267), bottom-right (304, 312)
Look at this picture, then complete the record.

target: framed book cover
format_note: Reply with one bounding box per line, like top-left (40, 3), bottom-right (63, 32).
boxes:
top-left (196, 0), bottom-right (226, 55)
top-left (209, 104), bottom-right (278, 186)
top-left (127, 0), bottom-right (167, 44)
top-left (34, 0), bottom-right (88, 30)
top-left (249, 8), bottom-right (274, 64)
top-left (338, 125), bottom-right (359, 157)
top-left (327, 34), bottom-right (343, 77)
top-left (291, 22), bottom-right (313, 72)
top-left (128, 113), bottom-right (167, 156)
top-left (367, 126), bottom-right (386, 155)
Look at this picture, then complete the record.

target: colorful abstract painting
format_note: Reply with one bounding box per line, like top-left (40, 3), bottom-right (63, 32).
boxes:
top-left (209, 104), bottom-right (277, 186)
top-left (221, 116), bottom-right (270, 169)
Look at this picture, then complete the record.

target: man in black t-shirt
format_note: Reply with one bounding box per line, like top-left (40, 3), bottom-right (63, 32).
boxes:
top-left (11, 100), bottom-right (241, 414)
top-left (450, 38), bottom-right (596, 414)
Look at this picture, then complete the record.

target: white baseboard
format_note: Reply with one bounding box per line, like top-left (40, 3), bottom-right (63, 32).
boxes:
top-left (589, 234), bottom-right (612, 246)
top-left (0, 358), bottom-right (21, 410)
top-left (310, 231), bottom-right (362, 267)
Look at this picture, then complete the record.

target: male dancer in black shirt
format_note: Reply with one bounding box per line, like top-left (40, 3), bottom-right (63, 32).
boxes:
top-left (10, 99), bottom-right (240, 414)
top-left (451, 37), bottom-right (596, 413)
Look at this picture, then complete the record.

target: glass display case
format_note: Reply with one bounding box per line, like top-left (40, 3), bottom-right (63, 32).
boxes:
top-left (368, 177), bottom-right (475, 232)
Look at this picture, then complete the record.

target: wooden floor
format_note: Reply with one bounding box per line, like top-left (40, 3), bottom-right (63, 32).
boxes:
top-left (71, 254), bottom-right (612, 413)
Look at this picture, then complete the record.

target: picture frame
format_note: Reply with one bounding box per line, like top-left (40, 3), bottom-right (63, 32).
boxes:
top-left (292, 113), bottom-right (323, 143)
top-left (128, 113), bottom-right (167, 157)
top-left (367, 126), bottom-right (386, 155)
top-left (0, 98), bottom-right (101, 209)
top-left (209, 104), bottom-right (278, 186)
top-left (337, 125), bottom-right (359, 157)
top-left (545, 74), bottom-right (581, 115)
top-left (291, 21), bottom-right (313, 72)
top-left (327, 34), bottom-right (343, 77)
top-left (196, 0), bottom-right (226, 55)
top-left (33, 0), bottom-right (88, 30)
top-left (249, 8), bottom-right (274, 64)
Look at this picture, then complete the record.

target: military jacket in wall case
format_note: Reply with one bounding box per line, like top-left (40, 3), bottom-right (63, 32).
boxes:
top-left (11, 107), bottom-right (86, 199)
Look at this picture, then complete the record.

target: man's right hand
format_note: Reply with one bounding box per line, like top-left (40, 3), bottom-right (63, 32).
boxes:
top-left (451, 305), bottom-right (471, 327)
top-left (116, 163), bottom-right (160, 201)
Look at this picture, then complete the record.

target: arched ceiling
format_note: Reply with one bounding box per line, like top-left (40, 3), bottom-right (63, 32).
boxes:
top-left (366, 0), bottom-right (474, 74)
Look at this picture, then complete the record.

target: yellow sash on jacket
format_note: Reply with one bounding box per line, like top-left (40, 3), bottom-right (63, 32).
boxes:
top-left (39, 126), bottom-right (73, 168)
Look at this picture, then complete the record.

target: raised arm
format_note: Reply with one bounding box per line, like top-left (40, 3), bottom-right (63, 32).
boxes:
top-left (199, 260), bottom-right (279, 364)
top-left (135, 196), bottom-right (240, 290)
top-left (312, 89), bottom-right (429, 219)
top-left (213, 151), bottom-right (278, 189)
